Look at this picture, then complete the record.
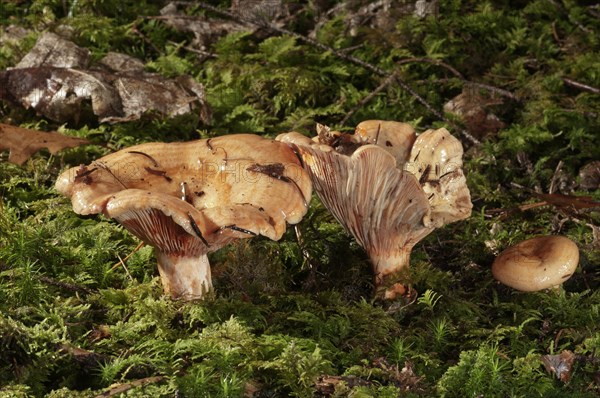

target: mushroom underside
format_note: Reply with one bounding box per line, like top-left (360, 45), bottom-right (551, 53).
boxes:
top-left (278, 124), bottom-right (472, 300)
top-left (297, 143), bottom-right (433, 297)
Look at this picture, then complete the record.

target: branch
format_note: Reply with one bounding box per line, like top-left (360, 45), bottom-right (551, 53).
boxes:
top-left (563, 77), bottom-right (600, 95)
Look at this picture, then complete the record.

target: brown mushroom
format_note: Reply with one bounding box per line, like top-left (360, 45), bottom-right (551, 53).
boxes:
top-left (56, 134), bottom-right (312, 300)
top-left (491, 235), bottom-right (579, 292)
top-left (278, 123), bottom-right (472, 300)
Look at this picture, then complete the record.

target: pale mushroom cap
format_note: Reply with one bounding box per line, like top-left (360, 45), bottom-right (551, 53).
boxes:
top-left (55, 134), bottom-right (313, 299)
top-left (492, 235), bottom-right (579, 292)
top-left (405, 128), bottom-right (472, 228)
top-left (354, 120), bottom-right (416, 167)
top-left (56, 134), bottom-right (312, 230)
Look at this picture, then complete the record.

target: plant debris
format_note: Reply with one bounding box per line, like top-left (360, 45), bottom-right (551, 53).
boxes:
top-left (0, 123), bottom-right (89, 165)
top-left (541, 350), bottom-right (577, 383)
top-left (0, 32), bottom-right (211, 124)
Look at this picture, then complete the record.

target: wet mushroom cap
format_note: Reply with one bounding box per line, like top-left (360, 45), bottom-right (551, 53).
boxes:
top-left (55, 134), bottom-right (312, 299)
top-left (491, 235), bottom-right (579, 292)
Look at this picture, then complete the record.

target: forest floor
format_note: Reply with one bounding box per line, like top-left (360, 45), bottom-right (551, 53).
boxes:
top-left (1, 1), bottom-right (599, 397)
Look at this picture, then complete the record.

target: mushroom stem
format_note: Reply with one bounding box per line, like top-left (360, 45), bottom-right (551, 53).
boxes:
top-left (371, 247), bottom-right (413, 300)
top-left (155, 251), bottom-right (212, 300)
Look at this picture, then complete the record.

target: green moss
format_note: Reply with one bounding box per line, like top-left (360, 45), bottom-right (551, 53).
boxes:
top-left (0, 0), bottom-right (599, 396)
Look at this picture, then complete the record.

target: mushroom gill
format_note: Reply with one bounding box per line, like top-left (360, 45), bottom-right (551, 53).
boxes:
top-left (55, 134), bottom-right (312, 300)
top-left (277, 121), bottom-right (472, 300)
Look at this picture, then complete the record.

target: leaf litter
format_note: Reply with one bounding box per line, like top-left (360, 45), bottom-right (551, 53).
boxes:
top-left (0, 32), bottom-right (211, 124)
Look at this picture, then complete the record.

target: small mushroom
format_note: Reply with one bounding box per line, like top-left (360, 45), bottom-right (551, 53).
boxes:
top-left (277, 124), bottom-right (472, 300)
top-left (56, 134), bottom-right (312, 300)
top-left (491, 236), bottom-right (579, 292)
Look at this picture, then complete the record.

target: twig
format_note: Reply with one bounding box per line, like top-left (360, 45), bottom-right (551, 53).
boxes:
top-left (95, 376), bottom-right (166, 398)
top-left (549, 160), bottom-right (564, 194)
top-left (294, 225), bottom-right (319, 269)
top-left (39, 276), bottom-right (95, 295)
top-left (340, 72), bottom-right (398, 125)
top-left (396, 57), bottom-right (464, 79)
top-left (116, 254), bottom-right (134, 281)
top-left (178, 1), bottom-right (482, 146)
top-left (465, 81), bottom-right (519, 101)
top-left (562, 77), bottom-right (600, 95)
top-left (130, 21), bottom-right (163, 56)
top-left (395, 58), bottom-right (519, 100)
top-left (168, 40), bottom-right (217, 58)
top-left (110, 242), bottom-right (145, 272)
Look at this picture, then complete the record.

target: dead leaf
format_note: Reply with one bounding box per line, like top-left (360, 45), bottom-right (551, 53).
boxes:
top-left (443, 88), bottom-right (504, 138)
top-left (315, 375), bottom-right (371, 395)
top-left (0, 123), bottom-right (89, 165)
top-left (95, 376), bottom-right (166, 398)
top-left (541, 350), bottom-right (576, 383)
top-left (579, 160), bottom-right (600, 190)
top-left (15, 32), bottom-right (90, 69)
top-left (159, 2), bottom-right (246, 50)
top-left (88, 325), bottom-right (111, 343)
top-left (0, 32), bottom-right (211, 124)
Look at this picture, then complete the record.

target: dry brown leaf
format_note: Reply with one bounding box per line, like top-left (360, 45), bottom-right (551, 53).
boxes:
top-left (0, 32), bottom-right (211, 124)
top-left (541, 350), bottom-right (576, 383)
top-left (443, 88), bottom-right (505, 139)
top-left (579, 160), bottom-right (600, 190)
top-left (0, 123), bottom-right (89, 165)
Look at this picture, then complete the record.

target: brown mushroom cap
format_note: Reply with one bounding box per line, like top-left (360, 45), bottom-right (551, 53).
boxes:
top-left (491, 236), bottom-right (579, 292)
top-left (56, 134), bottom-right (312, 299)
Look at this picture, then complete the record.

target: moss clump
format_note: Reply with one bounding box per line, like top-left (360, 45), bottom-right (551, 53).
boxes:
top-left (1, 0), bottom-right (599, 396)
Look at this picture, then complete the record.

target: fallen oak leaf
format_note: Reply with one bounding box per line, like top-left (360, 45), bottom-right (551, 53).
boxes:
top-left (0, 123), bottom-right (89, 165)
top-left (530, 192), bottom-right (600, 210)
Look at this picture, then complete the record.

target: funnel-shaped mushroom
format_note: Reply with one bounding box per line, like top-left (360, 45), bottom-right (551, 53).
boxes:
top-left (56, 134), bottom-right (312, 300)
top-left (278, 122), bottom-right (472, 299)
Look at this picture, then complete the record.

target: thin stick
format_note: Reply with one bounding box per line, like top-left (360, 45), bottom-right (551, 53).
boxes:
top-left (396, 57), bottom-right (464, 79)
top-left (340, 72), bottom-right (398, 125)
top-left (116, 254), bottom-right (134, 281)
top-left (562, 77), bottom-right (600, 95)
top-left (549, 160), bottom-right (564, 194)
top-left (109, 242), bottom-right (145, 272)
top-left (94, 376), bottom-right (166, 398)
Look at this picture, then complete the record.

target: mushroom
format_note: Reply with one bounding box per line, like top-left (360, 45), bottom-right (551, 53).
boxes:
top-left (56, 134), bottom-right (312, 300)
top-left (491, 235), bottom-right (579, 292)
top-left (278, 122), bottom-right (472, 299)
